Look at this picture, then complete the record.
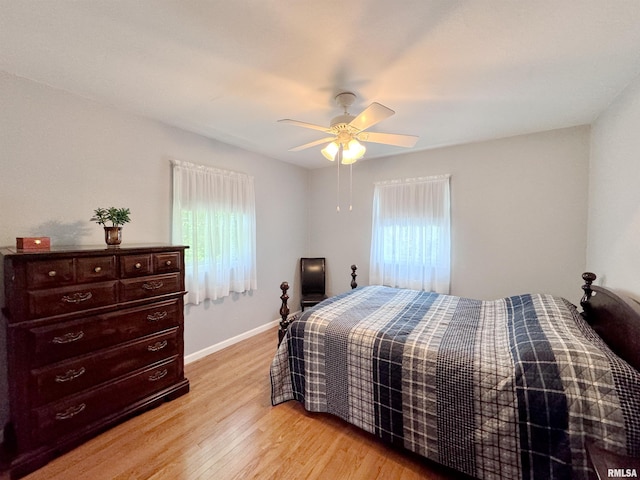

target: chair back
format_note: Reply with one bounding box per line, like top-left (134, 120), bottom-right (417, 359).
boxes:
top-left (300, 258), bottom-right (326, 295)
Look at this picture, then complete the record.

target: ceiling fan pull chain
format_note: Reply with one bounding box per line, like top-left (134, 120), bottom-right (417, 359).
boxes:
top-left (336, 146), bottom-right (341, 213)
top-left (349, 163), bottom-right (353, 211)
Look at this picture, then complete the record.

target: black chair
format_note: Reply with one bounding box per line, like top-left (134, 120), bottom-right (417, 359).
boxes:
top-left (300, 257), bottom-right (327, 311)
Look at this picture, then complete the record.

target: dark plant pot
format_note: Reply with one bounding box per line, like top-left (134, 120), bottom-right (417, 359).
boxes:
top-left (104, 226), bottom-right (123, 246)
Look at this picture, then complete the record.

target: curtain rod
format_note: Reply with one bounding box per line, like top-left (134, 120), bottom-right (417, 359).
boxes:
top-left (374, 173), bottom-right (450, 186)
top-left (170, 159), bottom-right (253, 180)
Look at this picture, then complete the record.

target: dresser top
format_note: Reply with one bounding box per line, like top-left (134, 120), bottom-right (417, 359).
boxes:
top-left (1, 244), bottom-right (187, 260)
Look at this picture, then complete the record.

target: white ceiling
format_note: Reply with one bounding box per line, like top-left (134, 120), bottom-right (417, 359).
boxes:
top-left (2, 1), bottom-right (640, 169)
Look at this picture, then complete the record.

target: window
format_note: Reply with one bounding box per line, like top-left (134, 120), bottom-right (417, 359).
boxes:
top-left (370, 175), bottom-right (450, 293)
top-left (171, 160), bottom-right (257, 305)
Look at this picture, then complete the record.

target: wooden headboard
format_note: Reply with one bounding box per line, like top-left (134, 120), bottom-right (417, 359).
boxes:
top-left (580, 272), bottom-right (640, 373)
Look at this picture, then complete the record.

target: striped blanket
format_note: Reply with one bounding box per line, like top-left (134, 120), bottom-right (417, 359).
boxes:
top-left (270, 286), bottom-right (640, 480)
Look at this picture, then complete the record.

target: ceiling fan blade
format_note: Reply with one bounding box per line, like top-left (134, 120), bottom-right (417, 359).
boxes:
top-left (349, 102), bottom-right (395, 132)
top-left (288, 137), bottom-right (336, 152)
top-left (278, 119), bottom-right (330, 133)
top-left (357, 131), bottom-right (419, 148)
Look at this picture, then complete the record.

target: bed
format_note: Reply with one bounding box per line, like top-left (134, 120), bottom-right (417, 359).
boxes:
top-left (270, 271), bottom-right (640, 480)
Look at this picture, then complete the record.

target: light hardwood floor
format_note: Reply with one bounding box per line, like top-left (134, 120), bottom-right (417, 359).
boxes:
top-left (12, 326), bottom-right (465, 480)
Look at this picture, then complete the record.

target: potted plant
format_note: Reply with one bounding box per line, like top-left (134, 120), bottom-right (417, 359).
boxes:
top-left (92, 207), bottom-right (131, 246)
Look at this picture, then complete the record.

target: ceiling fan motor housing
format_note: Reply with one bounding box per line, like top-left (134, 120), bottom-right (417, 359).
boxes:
top-left (331, 92), bottom-right (359, 135)
top-left (330, 114), bottom-right (356, 129)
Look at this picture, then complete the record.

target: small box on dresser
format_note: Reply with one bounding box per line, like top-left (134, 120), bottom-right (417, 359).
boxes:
top-left (15, 237), bottom-right (50, 251)
top-left (0, 245), bottom-right (190, 479)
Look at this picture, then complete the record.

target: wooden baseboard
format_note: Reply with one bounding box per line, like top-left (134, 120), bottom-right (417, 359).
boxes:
top-left (183, 313), bottom-right (300, 365)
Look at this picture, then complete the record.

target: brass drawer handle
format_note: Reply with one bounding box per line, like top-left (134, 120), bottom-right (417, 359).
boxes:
top-left (48, 270), bottom-right (57, 277)
top-left (55, 403), bottom-right (86, 420)
top-left (146, 311), bottom-right (168, 322)
top-left (55, 367), bottom-right (86, 383)
top-left (165, 260), bottom-right (172, 266)
top-left (94, 266), bottom-right (102, 273)
top-left (52, 331), bottom-right (85, 344)
top-left (135, 262), bottom-right (142, 269)
top-left (147, 340), bottom-right (168, 352)
top-left (142, 281), bottom-right (163, 291)
top-left (61, 292), bottom-right (93, 304)
top-left (148, 369), bottom-right (168, 382)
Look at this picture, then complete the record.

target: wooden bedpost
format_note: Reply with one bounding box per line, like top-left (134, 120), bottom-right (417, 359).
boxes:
top-left (580, 272), bottom-right (597, 309)
top-left (278, 281), bottom-right (291, 345)
top-left (351, 264), bottom-right (358, 289)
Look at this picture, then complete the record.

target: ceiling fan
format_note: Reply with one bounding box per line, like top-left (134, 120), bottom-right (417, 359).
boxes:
top-left (279, 92), bottom-right (419, 164)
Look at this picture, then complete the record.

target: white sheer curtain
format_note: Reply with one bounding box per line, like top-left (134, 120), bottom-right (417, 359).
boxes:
top-left (171, 160), bottom-right (257, 305)
top-left (369, 175), bottom-right (451, 293)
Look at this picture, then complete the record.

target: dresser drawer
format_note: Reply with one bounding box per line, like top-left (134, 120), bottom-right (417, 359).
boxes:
top-left (29, 298), bottom-right (182, 367)
top-left (153, 252), bottom-right (182, 274)
top-left (30, 328), bottom-right (180, 407)
top-left (76, 256), bottom-right (117, 283)
top-left (32, 357), bottom-right (181, 445)
top-left (120, 273), bottom-right (182, 302)
top-left (120, 254), bottom-right (152, 277)
top-left (27, 281), bottom-right (118, 319)
top-left (27, 259), bottom-right (75, 289)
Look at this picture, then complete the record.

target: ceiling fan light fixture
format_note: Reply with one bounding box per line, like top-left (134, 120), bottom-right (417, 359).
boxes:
top-left (321, 141), bottom-right (340, 161)
top-left (341, 138), bottom-right (365, 164)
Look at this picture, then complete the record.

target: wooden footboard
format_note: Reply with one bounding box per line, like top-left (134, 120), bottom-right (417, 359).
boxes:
top-left (277, 281), bottom-right (291, 345)
top-left (278, 265), bottom-right (357, 345)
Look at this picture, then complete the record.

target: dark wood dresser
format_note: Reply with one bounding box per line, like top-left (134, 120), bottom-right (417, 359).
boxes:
top-left (0, 245), bottom-right (190, 479)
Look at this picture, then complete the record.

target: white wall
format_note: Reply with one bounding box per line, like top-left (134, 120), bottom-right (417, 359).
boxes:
top-left (0, 72), bottom-right (309, 436)
top-left (308, 126), bottom-right (590, 303)
top-left (588, 74), bottom-right (640, 299)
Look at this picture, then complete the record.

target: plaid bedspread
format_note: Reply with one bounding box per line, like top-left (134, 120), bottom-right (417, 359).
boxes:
top-left (270, 286), bottom-right (640, 480)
